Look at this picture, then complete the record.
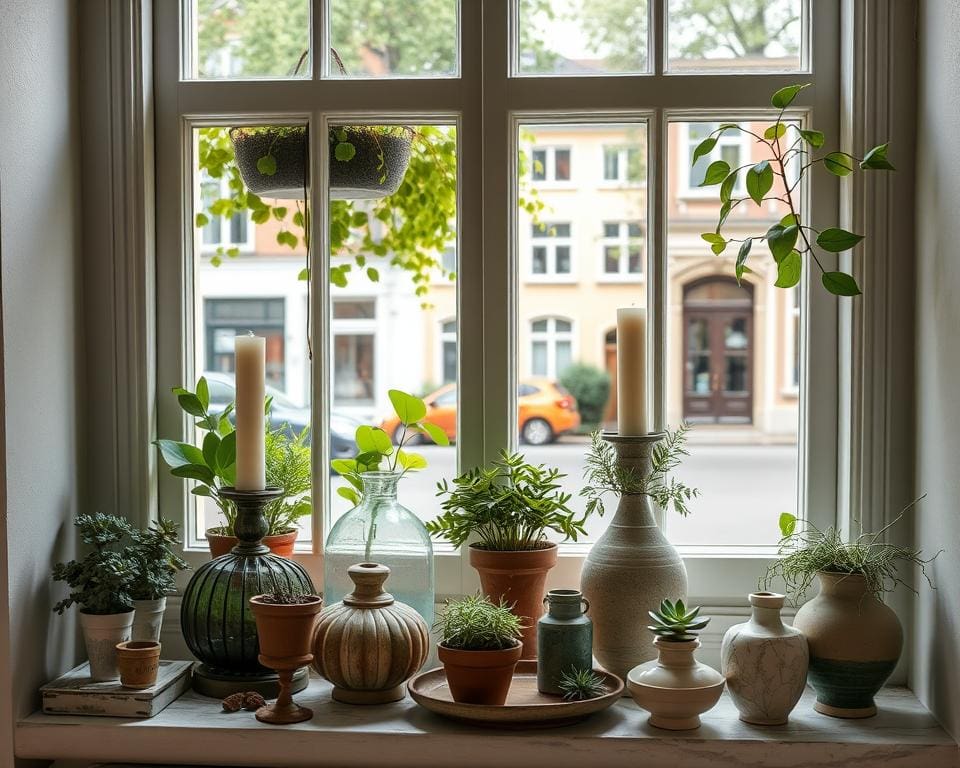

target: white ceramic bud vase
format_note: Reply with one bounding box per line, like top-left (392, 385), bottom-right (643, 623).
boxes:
top-left (721, 592), bottom-right (809, 725)
top-left (79, 610), bottom-right (135, 682)
top-left (132, 597), bottom-right (167, 643)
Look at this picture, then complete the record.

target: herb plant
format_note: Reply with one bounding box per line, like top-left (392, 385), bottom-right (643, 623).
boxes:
top-left (264, 423), bottom-right (313, 536)
top-left (435, 594), bottom-right (524, 651)
top-left (557, 667), bottom-right (607, 701)
top-left (256, 580), bottom-right (317, 605)
top-left (647, 599), bottom-right (711, 642)
top-left (128, 519), bottom-right (190, 602)
top-left (428, 452), bottom-right (579, 551)
top-left (581, 424), bottom-right (699, 519)
top-left (52, 514), bottom-right (136, 615)
top-left (694, 83), bottom-right (895, 296)
top-left (763, 500), bottom-right (939, 603)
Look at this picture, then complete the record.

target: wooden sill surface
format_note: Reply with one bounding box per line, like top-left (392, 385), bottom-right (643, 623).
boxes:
top-left (17, 676), bottom-right (958, 768)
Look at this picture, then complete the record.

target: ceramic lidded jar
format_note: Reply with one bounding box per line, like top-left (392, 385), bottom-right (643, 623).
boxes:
top-left (312, 562), bottom-right (430, 704)
top-left (793, 571), bottom-right (902, 718)
top-left (537, 590), bottom-right (593, 695)
top-left (721, 592), bottom-right (809, 725)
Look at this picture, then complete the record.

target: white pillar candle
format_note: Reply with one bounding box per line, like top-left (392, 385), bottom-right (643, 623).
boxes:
top-left (234, 333), bottom-right (266, 490)
top-left (617, 307), bottom-right (648, 436)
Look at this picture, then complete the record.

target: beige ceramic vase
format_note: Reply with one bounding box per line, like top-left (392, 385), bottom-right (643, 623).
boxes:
top-left (627, 637), bottom-right (725, 730)
top-left (580, 433), bottom-right (687, 682)
top-left (721, 592), bottom-right (809, 725)
top-left (793, 571), bottom-right (902, 718)
top-left (312, 562), bottom-right (430, 704)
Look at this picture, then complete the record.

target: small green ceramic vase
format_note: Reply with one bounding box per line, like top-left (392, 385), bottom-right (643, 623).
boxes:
top-left (537, 589), bottom-right (593, 695)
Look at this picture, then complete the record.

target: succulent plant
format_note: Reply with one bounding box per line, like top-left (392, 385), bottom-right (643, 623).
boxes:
top-left (557, 667), bottom-right (607, 701)
top-left (647, 599), bottom-right (710, 642)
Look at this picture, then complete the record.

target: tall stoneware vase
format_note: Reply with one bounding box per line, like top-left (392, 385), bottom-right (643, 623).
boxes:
top-left (793, 571), bottom-right (902, 718)
top-left (580, 433), bottom-right (687, 682)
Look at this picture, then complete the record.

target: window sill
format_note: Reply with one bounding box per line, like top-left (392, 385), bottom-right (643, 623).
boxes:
top-left (17, 681), bottom-right (955, 768)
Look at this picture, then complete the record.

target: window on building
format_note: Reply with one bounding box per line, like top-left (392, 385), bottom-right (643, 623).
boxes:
top-left (530, 146), bottom-right (572, 182)
top-left (684, 122), bottom-right (750, 195)
top-left (199, 176), bottom-right (252, 251)
top-left (601, 221), bottom-right (644, 278)
top-left (603, 146), bottom-right (644, 183)
top-left (204, 298), bottom-right (285, 388)
top-left (440, 319), bottom-right (457, 384)
top-left (530, 317), bottom-right (574, 379)
top-left (530, 222), bottom-right (573, 278)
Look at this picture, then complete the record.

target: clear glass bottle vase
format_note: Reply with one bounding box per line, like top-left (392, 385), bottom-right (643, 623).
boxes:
top-left (323, 471), bottom-right (435, 626)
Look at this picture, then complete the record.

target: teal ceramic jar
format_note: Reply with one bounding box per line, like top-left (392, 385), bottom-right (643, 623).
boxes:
top-left (537, 589), bottom-right (593, 695)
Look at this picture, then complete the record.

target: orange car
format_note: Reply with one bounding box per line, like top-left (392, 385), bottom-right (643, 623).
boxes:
top-left (381, 378), bottom-right (580, 446)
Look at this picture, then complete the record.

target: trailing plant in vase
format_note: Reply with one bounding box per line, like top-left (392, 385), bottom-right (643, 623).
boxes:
top-left (693, 82), bottom-right (895, 296)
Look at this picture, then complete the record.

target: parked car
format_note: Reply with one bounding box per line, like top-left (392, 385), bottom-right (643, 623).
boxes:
top-left (381, 378), bottom-right (580, 446)
top-left (202, 371), bottom-right (359, 461)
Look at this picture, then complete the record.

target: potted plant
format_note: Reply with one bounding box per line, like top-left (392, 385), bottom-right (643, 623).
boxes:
top-left (128, 519), bottom-right (189, 642)
top-left (435, 594), bottom-right (524, 705)
top-left (52, 513), bottom-right (137, 682)
top-left (249, 584), bottom-right (324, 724)
top-left (428, 452), bottom-right (581, 658)
top-left (155, 378), bottom-right (312, 557)
top-left (763, 503), bottom-right (938, 718)
top-left (626, 599), bottom-right (724, 731)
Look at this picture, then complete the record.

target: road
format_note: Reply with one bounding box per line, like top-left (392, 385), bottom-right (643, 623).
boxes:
top-left (328, 438), bottom-right (798, 548)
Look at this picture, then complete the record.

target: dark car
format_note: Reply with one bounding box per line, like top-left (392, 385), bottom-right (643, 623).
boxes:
top-left (202, 372), bottom-right (359, 462)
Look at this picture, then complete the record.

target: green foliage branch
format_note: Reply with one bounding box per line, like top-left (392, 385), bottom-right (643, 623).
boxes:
top-left (435, 594), bottom-right (524, 651)
top-left (128, 519), bottom-right (190, 601)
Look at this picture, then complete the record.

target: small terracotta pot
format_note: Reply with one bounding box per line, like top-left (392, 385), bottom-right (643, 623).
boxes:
top-left (438, 642), bottom-right (523, 705)
top-left (206, 528), bottom-right (298, 558)
top-left (469, 543), bottom-right (558, 658)
top-left (115, 640), bottom-right (161, 689)
top-left (249, 594), bottom-right (323, 661)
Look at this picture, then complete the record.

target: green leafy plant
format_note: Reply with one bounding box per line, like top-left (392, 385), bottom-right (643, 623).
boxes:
top-left (428, 452), bottom-right (580, 551)
top-left (559, 363), bottom-right (610, 428)
top-left (52, 514), bottom-right (136, 615)
top-left (264, 423), bottom-right (313, 536)
top-left (128, 519), bottom-right (190, 602)
top-left (581, 424), bottom-right (699, 519)
top-left (256, 579), bottom-right (317, 605)
top-left (647, 599), bottom-right (710, 642)
top-left (557, 667), bottom-right (607, 701)
top-left (435, 594), bottom-right (524, 651)
top-left (763, 500), bottom-right (939, 604)
top-left (694, 83), bottom-right (895, 296)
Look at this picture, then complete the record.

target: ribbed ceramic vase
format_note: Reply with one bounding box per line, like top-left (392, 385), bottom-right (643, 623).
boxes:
top-left (721, 592), bottom-right (809, 725)
top-left (580, 432), bottom-right (687, 682)
top-left (312, 562), bottom-right (429, 704)
top-left (793, 571), bottom-right (902, 718)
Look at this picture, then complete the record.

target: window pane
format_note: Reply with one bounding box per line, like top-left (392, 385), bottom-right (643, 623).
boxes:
top-left (668, 120), bottom-right (801, 548)
top-left (532, 149), bottom-right (547, 181)
top-left (532, 246), bottom-right (548, 274)
top-left (517, 121), bottom-right (648, 541)
top-left (328, 0), bottom-right (459, 78)
top-left (554, 149), bottom-right (571, 181)
top-left (189, 0), bottom-right (311, 80)
top-left (603, 148), bottom-right (619, 180)
top-left (555, 245), bottom-right (571, 274)
top-left (667, 0), bottom-right (804, 73)
top-left (517, 0), bottom-right (649, 75)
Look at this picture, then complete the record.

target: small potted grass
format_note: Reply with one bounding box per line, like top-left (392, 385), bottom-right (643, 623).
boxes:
top-left (435, 594), bottom-right (524, 705)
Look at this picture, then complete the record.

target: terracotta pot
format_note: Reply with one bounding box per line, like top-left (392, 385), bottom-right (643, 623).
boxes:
top-left (249, 594), bottom-right (323, 662)
top-left (469, 543), bottom-right (557, 658)
top-left (79, 610), bottom-right (135, 682)
top-left (721, 592), bottom-right (809, 725)
top-left (438, 642), bottom-right (523, 705)
top-left (793, 571), bottom-right (902, 718)
top-left (627, 637), bottom-right (725, 730)
top-left (206, 528), bottom-right (298, 558)
top-left (116, 640), bottom-right (161, 689)
top-left (312, 563), bottom-right (430, 704)
top-left (132, 597), bottom-right (166, 643)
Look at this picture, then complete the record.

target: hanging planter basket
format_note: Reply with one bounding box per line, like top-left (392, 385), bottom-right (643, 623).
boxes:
top-left (229, 126), bottom-right (413, 201)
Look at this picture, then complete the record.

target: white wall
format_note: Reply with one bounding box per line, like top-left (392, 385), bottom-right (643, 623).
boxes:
top-left (0, 1), bottom-right (83, 763)
top-left (913, 0), bottom-right (960, 740)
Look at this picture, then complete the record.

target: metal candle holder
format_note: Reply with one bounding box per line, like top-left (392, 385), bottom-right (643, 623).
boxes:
top-left (180, 486), bottom-right (316, 698)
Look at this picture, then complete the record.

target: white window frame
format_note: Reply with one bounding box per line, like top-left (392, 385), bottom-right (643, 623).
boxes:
top-left (528, 144), bottom-right (573, 185)
top-left (527, 221), bottom-right (575, 281)
top-left (528, 316), bottom-right (575, 379)
top-left (602, 144), bottom-right (645, 186)
top-left (152, 1), bottom-right (842, 607)
top-left (599, 220), bottom-right (644, 281)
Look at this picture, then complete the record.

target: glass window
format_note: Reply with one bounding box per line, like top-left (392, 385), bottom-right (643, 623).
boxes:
top-left (685, 122), bottom-right (749, 193)
top-left (440, 319), bottom-right (457, 385)
top-left (529, 146), bottom-right (573, 183)
top-left (528, 222), bottom-right (574, 278)
top-left (603, 145), bottom-right (645, 183)
top-left (332, 299), bottom-right (376, 319)
top-left (600, 221), bottom-right (644, 278)
top-left (528, 317), bottom-right (574, 379)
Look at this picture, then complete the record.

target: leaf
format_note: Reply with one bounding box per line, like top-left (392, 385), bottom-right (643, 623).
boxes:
top-left (816, 227), bottom-right (864, 252)
top-left (745, 160), bottom-right (773, 205)
top-left (202, 431), bottom-right (221, 473)
top-left (156, 440), bottom-right (205, 469)
top-left (397, 450), bottom-right (428, 470)
top-left (251, 208), bottom-right (270, 225)
top-left (700, 233), bottom-right (725, 245)
top-left (822, 271), bottom-right (861, 296)
top-left (779, 512), bottom-right (797, 537)
top-left (388, 389), bottom-right (427, 425)
top-left (691, 137), bottom-right (717, 165)
top-left (699, 160), bottom-right (730, 186)
top-left (767, 224), bottom-right (799, 262)
top-left (735, 238), bottom-right (752, 283)
top-left (331, 458), bottom-right (357, 476)
top-left (337, 486), bottom-right (360, 506)
top-left (824, 152), bottom-right (855, 177)
top-left (195, 377), bottom-right (209, 411)
top-left (256, 154), bottom-right (277, 176)
top-left (176, 392), bottom-right (206, 418)
top-left (334, 142), bottom-right (356, 162)
top-left (720, 172), bottom-right (738, 204)
top-left (717, 199), bottom-right (733, 229)
top-left (771, 83), bottom-right (810, 109)
top-left (763, 123), bottom-right (786, 140)
top-left (355, 425), bottom-right (393, 455)
top-left (774, 250), bottom-right (802, 288)
top-left (298, 267), bottom-right (309, 281)
top-left (366, 267), bottom-right (380, 282)
top-left (191, 485), bottom-right (213, 497)
top-left (195, 213), bottom-right (209, 227)
top-left (800, 129), bottom-right (825, 149)
top-left (711, 240), bottom-right (727, 255)
top-left (860, 143), bottom-right (896, 171)
top-left (215, 430), bottom-right (236, 473)
top-left (271, 206), bottom-right (288, 221)
top-left (780, 213), bottom-right (798, 227)
top-left (418, 421), bottom-right (450, 446)
top-left (171, 463), bottom-right (216, 485)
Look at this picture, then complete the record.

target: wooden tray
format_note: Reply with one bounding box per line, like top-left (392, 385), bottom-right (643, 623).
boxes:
top-left (407, 661), bottom-right (623, 728)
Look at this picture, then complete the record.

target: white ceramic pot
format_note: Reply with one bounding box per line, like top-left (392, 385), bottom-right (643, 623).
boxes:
top-left (79, 610), bottom-right (135, 682)
top-left (721, 592), bottom-right (809, 725)
top-left (627, 637), bottom-right (724, 730)
top-left (132, 597), bottom-right (167, 643)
